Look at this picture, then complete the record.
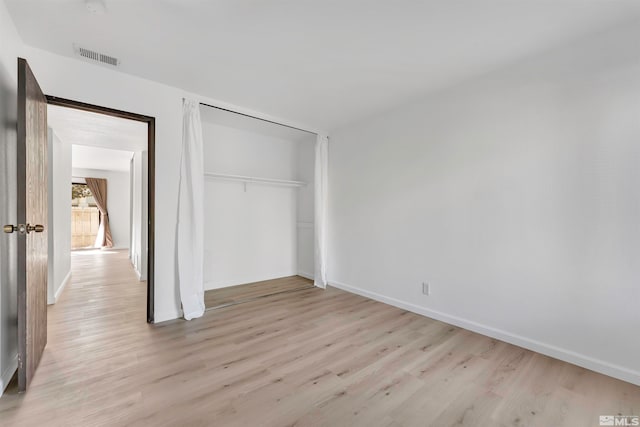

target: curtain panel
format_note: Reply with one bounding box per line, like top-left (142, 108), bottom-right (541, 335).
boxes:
top-left (314, 135), bottom-right (329, 288)
top-left (85, 177), bottom-right (113, 248)
top-left (177, 99), bottom-right (206, 320)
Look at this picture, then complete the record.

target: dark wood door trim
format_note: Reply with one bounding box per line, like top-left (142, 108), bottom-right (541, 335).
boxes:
top-left (46, 95), bottom-right (156, 323)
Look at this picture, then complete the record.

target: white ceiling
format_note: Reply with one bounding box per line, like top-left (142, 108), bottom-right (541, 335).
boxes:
top-left (48, 104), bottom-right (142, 171)
top-left (48, 104), bottom-right (147, 152)
top-left (72, 144), bottom-right (132, 172)
top-left (9, 1), bottom-right (640, 130)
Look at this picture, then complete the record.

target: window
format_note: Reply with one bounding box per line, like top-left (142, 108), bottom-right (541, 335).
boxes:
top-left (71, 183), bottom-right (99, 249)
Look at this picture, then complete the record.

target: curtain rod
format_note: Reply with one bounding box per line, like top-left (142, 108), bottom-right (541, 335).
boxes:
top-left (198, 102), bottom-right (318, 136)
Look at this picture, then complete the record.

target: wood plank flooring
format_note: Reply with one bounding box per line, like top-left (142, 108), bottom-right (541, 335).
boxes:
top-left (204, 275), bottom-right (314, 309)
top-left (0, 249), bottom-right (638, 426)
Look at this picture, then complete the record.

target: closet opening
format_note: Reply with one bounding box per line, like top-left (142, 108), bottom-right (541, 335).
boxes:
top-left (199, 103), bottom-right (317, 310)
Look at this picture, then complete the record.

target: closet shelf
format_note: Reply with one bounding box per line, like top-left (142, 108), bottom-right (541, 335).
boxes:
top-left (204, 172), bottom-right (306, 188)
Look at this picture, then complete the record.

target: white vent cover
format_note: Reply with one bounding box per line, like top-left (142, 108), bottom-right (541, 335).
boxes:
top-left (73, 44), bottom-right (120, 67)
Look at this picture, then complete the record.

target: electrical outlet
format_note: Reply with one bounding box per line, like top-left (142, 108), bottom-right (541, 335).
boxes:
top-left (422, 282), bottom-right (430, 295)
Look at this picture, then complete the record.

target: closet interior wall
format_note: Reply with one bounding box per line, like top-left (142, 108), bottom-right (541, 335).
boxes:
top-left (200, 106), bottom-right (315, 291)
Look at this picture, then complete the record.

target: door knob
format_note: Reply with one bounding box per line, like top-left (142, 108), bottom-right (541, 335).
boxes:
top-left (4, 224), bottom-right (26, 234)
top-left (26, 224), bottom-right (44, 233)
top-left (3, 224), bottom-right (44, 234)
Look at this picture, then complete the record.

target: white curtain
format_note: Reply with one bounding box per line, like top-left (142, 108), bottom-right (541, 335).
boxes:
top-left (177, 99), bottom-right (206, 320)
top-left (314, 135), bottom-right (329, 288)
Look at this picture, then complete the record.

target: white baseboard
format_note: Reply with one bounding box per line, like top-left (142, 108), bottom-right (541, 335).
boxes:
top-left (54, 270), bottom-right (72, 303)
top-left (329, 280), bottom-right (640, 386)
top-left (130, 260), bottom-right (147, 281)
top-left (0, 353), bottom-right (18, 396)
top-left (154, 308), bottom-right (182, 324)
top-left (297, 271), bottom-right (314, 280)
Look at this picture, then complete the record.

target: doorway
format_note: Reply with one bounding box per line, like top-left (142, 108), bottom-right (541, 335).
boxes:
top-left (46, 97), bottom-right (155, 323)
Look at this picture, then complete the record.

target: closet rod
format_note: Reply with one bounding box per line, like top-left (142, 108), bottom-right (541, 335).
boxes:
top-left (199, 102), bottom-right (318, 136)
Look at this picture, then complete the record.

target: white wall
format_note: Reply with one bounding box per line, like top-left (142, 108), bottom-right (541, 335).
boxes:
top-left (47, 129), bottom-right (71, 304)
top-left (201, 122), bottom-right (300, 288)
top-left (72, 167), bottom-right (130, 250)
top-left (296, 139), bottom-right (315, 279)
top-left (0, 0), bottom-right (21, 395)
top-left (329, 25), bottom-right (640, 385)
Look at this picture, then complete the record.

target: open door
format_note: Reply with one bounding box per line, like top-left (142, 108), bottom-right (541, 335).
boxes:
top-left (6, 58), bottom-right (48, 392)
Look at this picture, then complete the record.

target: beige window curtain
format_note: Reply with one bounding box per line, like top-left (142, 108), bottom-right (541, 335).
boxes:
top-left (85, 177), bottom-right (113, 248)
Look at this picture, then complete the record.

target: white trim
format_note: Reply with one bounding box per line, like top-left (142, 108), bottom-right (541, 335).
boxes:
top-left (54, 270), bottom-right (72, 303)
top-left (297, 271), bottom-right (314, 280)
top-left (0, 354), bottom-right (18, 396)
top-left (154, 308), bottom-right (182, 323)
top-left (329, 280), bottom-right (640, 386)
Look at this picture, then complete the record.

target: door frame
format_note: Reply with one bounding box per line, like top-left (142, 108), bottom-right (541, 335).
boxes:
top-left (46, 96), bottom-right (156, 323)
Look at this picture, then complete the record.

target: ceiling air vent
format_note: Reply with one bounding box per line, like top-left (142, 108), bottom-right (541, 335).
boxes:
top-left (73, 45), bottom-right (120, 67)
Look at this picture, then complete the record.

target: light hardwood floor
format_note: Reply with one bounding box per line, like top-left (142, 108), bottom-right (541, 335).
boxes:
top-left (204, 275), bottom-right (314, 309)
top-left (0, 249), bottom-right (638, 426)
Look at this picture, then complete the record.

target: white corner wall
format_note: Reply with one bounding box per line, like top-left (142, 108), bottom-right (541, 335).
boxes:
top-left (201, 122), bottom-right (299, 288)
top-left (328, 25), bottom-right (640, 385)
top-left (72, 167), bottom-right (130, 250)
top-left (48, 129), bottom-right (71, 304)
